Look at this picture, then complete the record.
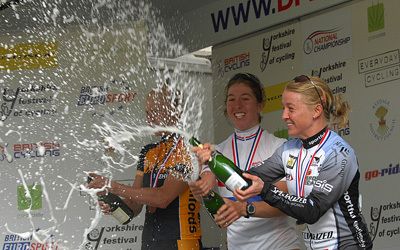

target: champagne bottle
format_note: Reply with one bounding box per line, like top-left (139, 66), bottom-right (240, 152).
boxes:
top-left (87, 177), bottom-right (135, 225)
top-left (202, 190), bottom-right (225, 219)
top-left (189, 137), bottom-right (252, 191)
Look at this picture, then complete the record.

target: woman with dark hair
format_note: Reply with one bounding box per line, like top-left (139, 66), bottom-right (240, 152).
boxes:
top-left (190, 73), bottom-right (300, 250)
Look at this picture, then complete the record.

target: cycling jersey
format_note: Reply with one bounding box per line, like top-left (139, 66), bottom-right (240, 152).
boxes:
top-left (137, 134), bottom-right (201, 250)
top-left (249, 127), bottom-right (373, 249)
top-left (214, 125), bottom-right (300, 250)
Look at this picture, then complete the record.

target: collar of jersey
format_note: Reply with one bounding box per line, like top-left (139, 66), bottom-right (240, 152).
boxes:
top-left (300, 126), bottom-right (328, 149)
top-left (160, 133), bottom-right (178, 142)
top-left (234, 124), bottom-right (261, 140)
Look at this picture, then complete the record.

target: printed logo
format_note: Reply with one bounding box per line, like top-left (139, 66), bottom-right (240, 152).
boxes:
top-left (77, 79), bottom-right (137, 118)
top-left (86, 225), bottom-right (142, 250)
top-left (303, 28), bottom-right (351, 55)
top-left (368, 3), bottom-right (385, 33)
top-left (216, 52), bottom-right (250, 76)
top-left (364, 163), bottom-right (399, 181)
top-left (369, 99), bottom-right (396, 140)
top-left (13, 142), bottom-right (61, 160)
top-left (358, 50), bottom-right (400, 87)
top-left (0, 84), bottom-right (58, 123)
top-left (311, 60), bottom-right (347, 95)
top-left (368, 201), bottom-right (400, 241)
top-left (17, 184), bottom-right (42, 210)
top-left (285, 154), bottom-right (297, 169)
top-left (2, 232), bottom-right (59, 250)
top-left (259, 28), bottom-right (295, 72)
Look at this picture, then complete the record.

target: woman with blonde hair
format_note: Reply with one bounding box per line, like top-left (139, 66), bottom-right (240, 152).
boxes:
top-left (194, 75), bottom-right (373, 249)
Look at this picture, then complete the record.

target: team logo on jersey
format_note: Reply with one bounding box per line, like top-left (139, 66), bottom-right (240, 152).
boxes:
top-left (286, 154), bottom-right (297, 169)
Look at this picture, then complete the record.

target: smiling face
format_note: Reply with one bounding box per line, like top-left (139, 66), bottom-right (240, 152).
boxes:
top-left (281, 90), bottom-right (320, 139)
top-left (226, 83), bottom-right (263, 131)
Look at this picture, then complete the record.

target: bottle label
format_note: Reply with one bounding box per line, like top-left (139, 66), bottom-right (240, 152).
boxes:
top-left (111, 207), bottom-right (130, 224)
top-left (225, 172), bottom-right (248, 191)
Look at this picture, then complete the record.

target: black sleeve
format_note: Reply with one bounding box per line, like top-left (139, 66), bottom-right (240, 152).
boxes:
top-left (247, 144), bottom-right (286, 183)
top-left (259, 147), bottom-right (358, 224)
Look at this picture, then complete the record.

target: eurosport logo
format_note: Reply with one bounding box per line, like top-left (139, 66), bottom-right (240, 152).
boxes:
top-left (2, 232), bottom-right (59, 250)
top-left (303, 28), bottom-right (351, 55)
top-left (216, 52), bottom-right (250, 77)
top-left (0, 142), bottom-right (61, 163)
top-left (0, 84), bottom-right (58, 122)
top-left (77, 79), bottom-right (137, 118)
top-left (364, 163), bottom-right (399, 181)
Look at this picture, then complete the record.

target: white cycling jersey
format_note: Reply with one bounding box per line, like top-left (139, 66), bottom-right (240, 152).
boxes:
top-left (214, 125), bottom-right (300, 250)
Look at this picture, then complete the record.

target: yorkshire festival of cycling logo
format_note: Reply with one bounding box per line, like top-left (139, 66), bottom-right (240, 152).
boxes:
top-left (369, 99), bottom-right (396, 141)
top-left (303, 28), bottom-right (351, 55)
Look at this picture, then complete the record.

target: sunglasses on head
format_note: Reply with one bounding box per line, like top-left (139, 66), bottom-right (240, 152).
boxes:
top-left (293, 75), bottom-right (326, 111)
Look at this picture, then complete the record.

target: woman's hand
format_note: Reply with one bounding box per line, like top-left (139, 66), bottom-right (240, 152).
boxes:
top-left (98, 200), bottom-right (111, 215)
top-left (234, 173), bottom-right (264, 202)
top-left (192, 143), bottom-right (213, 165)
top-left (87, 173), bottom-right (111, 195)
top-left (214, 198), bottom-right (246, 228)
top-left (188, 172), bottom-right (216, 199)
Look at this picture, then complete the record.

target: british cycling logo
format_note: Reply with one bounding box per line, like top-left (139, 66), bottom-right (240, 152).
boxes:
top-left (0, 142), bottom-right (61, 163)
top-left (303, 28), bottom-right (351, 55)
top-left (215, 52), bottom-right (250, 78)
top-left (369, 99), bottom-right (396, 140)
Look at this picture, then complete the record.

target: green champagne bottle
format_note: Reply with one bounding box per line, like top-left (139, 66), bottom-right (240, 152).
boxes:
top-left (189, 137), bottom-right (252, 191)
top-left (87, 177), bottom-right (135, 225)
top-left (98, 193), bottom-right (135, 225)
top-left (202, 190), bottom-right (225, 219)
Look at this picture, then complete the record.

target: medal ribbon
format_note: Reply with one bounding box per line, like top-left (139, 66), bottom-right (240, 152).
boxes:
top-left (296, 129), bottom-right (330, 197)
top-left (150, 137), bottom-right (181, 187)
top-left (232, 127), bottom-right (263, 171)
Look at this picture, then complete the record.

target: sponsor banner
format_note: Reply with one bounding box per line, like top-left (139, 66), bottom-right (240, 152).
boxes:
top-left (177, 0), bottom-right (351, 51)
top-left (0, 42), bottom-right (58, 71)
